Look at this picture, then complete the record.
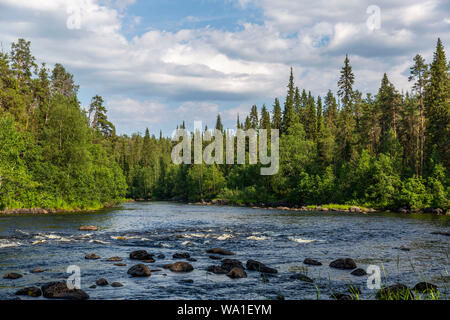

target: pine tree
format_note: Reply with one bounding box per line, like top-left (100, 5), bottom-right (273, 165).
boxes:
top-left (215, 114), bottom-right (223, 132)
top-left (271, 98), bottom-right (282, 129)
top-left (424, 38), bottom-right (449, 170)
top-left (249, 105), bottom-right (259, 129)
top-left (409, 54), bottom-right (428, 176)
top-left (282, 68), bottom-right (295, 133)
top-left (304, 91), bottom-right (317, 140)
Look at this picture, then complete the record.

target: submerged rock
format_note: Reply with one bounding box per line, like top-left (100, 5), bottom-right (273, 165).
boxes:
top-left (289, 274), bottom-right (313, 283)
top-left (169, 262), bottom-right (194, 273)
top-left (246, 260), bottom-right (278, 274)
top-left (15, 287), bottom-right (42, 297)
top-left (130, 250), bottom-right (154, 260)
top-left (303, 258), bottom-right (322, 266)
top-left (226, 267), bottom-right (247, 279)
top-left (3, 272), bottom-right (22, 279)
top-left (329, 258), bottom-right (357, 270)
top-left (30, 267), bottom-right (45, 273)
top-left (127, 264), bottom-right (151, 277)
top-left (209, 255), bottom-right (222, 260)
top-left (114, 263), bottom-right (127, 267)
top-left (206, 248), bottom-right (234, 255)
top-left (41, 281), bottom-right (89, 300)
top-left (157, 254), bottom-right (166, 259)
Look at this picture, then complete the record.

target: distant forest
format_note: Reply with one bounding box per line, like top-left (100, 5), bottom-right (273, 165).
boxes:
top-left (0, 38), bottom-right (448, 211)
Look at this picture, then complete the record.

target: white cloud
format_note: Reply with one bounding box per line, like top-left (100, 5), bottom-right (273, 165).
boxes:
top-left (0, 0), bottom-right (448, 134)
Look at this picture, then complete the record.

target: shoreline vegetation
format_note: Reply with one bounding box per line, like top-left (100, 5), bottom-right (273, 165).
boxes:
top-left (0, 38), bottom-right (449, 214)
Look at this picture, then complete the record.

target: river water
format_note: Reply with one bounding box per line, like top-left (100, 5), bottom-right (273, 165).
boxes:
top-left (0, 202), bottom-right (448, 300)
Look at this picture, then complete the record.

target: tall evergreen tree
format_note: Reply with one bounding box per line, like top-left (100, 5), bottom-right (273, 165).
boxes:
top-left (409, 54), bottom-right (428, 176)
top-left (272, 98), bottom-right (282, 129)
top-left (424, 38), bottom-right (449, 170)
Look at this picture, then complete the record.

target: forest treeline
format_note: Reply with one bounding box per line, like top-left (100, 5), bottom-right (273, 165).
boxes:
top-left (0, 38), bottom-right (448, 211)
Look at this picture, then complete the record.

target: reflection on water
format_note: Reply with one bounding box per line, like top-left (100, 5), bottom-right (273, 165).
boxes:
top-left (0, 202), bottom-right (448, 300)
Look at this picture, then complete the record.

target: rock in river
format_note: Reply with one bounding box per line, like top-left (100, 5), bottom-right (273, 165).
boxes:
top-left (3, 273), bottom-right (22, 279)
top-left (111, 282), bottom-right (124, 288)
top-left (303, 258), bottom-right (322, 266)
top-left (96, 278), bottom-right (109, 286)
top-left (206, 266), bottom-right (228, 274)
top-left (376, 283), bottom-right (414, 300)
top-left (79, 225), bottom-right (98, 231)
top-left (30, 267), bottom-right (44, 273)
top-left (41, 281), bottom-right (89, 300)
top-left (169, 262), bottom-right (194, 273)
top-left (85, 254), bottom-right (100, 260)
top-left (173, 252), bottom-right (190, 259)
top-left (329, 258), bottom-right (357, 270)
top-left (413, 282), bottom-right (438, 293)
top-left (246, 260), bottom-right (278, 274)
top-left (226, 267), bottom-right (247, 279)
top-left (351, 268), bottom-right (367, 276)
top-left (130, 250), bottom-right (154, 261)
top-left (221, 259), bottom-right (243, 272)
top-left (15, 287), bottom-right (42, 297)
top-left (107, 256), bottom-right (123, 262)
top-left (206, 248), bottom-right (234, 255)
top-left (127, 264), bottom-right (151, 277)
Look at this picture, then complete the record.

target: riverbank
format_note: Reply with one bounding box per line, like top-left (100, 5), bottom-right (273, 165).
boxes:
top-left (186, 199), bottom-right (449, 215)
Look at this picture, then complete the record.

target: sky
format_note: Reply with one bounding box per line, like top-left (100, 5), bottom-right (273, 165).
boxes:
top-left (0, 0), bottom-right (449, 136)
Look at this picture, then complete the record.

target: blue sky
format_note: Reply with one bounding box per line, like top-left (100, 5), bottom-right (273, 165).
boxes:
top-left (0, 0), bottom-right (448, 136)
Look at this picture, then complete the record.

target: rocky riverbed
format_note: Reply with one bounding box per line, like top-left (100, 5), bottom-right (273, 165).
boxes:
top-left (0, 201), bottom-right (448, 300)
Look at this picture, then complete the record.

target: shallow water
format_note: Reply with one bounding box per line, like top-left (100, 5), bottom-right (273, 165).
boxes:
top-left (0, 202), bottom-right (448, 300)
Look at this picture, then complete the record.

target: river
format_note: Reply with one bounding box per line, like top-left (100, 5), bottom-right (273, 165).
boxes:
top-left (0, 202), bottom-right (448, 300)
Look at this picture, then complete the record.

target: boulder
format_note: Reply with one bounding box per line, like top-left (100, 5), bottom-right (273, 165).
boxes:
top-left (41, 281), bottom-right (89, 300)
top-left (85, 254), bottom-right (100, 260)
top-left (413, 282), bottom-right (438, 293)
top-left (206, 248), bottom-right (234, 255)
top-left (329, 258), bottom-right (357, 270)
top-left (3, 273), bottom-right (22, 279)
top-left (169, 262), bottom-right (194, 273)
top-left (79, 225), bottom-right (98, 231)
top-left (111, 282), bottom-right (123, 288)
top-left (114, 263), bottom-right (126, 267)
top-left (209, 255), bottom-right (222, 260)
top-left (246, 260), bottom-right (278, 274)
top-left (351, 268), bottom-right (367, 276)
top-left (129, 250), bottom-right (154, 260)
top-left (173, 252), bottom-right (190, 259)
top-left (127, 264), bottom-right (151, 277)
top-left (157, 254), bottom-right (166, 259)
top-left (15, 287), bottom-right (42, 297)
top-left (303, 258), bottom-right (322, 266)
top-left (376, 284), bottom-right (414, 300)
top-left (221, 259), bottom-right (244, 272)
top-left (30, 267), bottom-right (44, 273)
top-left (226, 267), bottom-right (247, 279)
top-left (96, 278), bottom-right (108, 286)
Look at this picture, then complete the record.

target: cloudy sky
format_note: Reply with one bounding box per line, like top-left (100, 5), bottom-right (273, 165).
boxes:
top-left (0, 0), bottom-right (448, 135)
